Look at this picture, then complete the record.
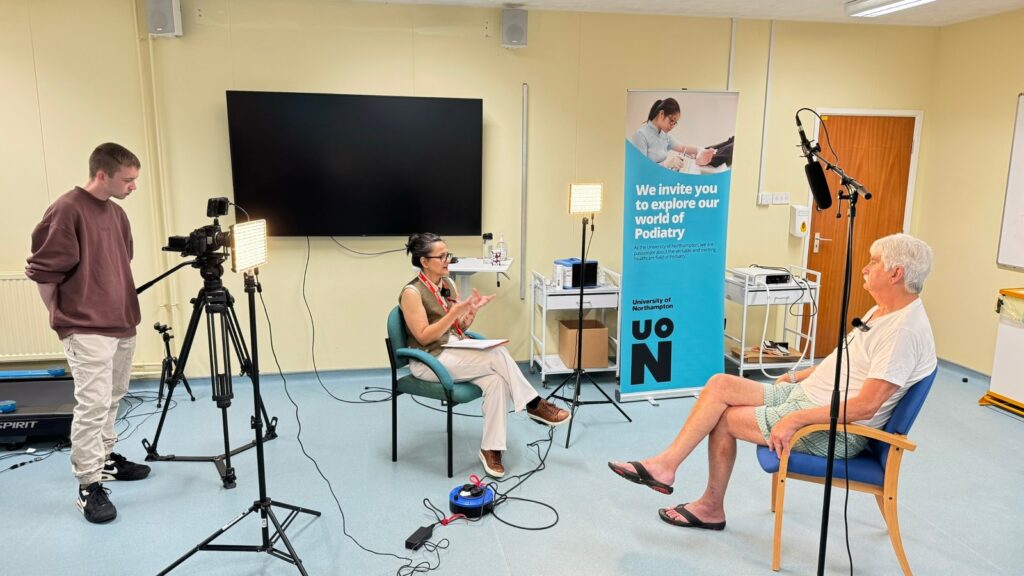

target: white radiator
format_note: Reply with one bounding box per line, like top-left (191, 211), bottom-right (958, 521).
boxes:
top-left (0, 273), bottom-right (64, 362)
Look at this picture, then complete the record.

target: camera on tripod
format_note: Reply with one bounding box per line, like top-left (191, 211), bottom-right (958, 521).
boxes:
top-left (163, 198), bottom-right (232, 258)
top-left (140, 197), bottom-right (273, 490)
top-left (161, 197), bottom-right (267, 275)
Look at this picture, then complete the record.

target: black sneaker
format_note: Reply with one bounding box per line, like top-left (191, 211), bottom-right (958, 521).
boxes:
top-left (101, 452), bottom-right (151, 481)
top-left (77, 482), bottom-right (116, 523)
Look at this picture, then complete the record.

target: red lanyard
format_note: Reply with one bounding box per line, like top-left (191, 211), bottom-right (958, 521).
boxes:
top-left (418, 273), bottom-right (465, 338)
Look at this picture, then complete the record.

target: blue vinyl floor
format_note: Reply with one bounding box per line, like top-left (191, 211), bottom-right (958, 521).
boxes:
top-left (1, 360), bottom-right (1021, 575)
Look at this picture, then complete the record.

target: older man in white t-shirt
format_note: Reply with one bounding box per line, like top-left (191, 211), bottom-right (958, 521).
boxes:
top-left (608, 233), bottom-right (936, 531)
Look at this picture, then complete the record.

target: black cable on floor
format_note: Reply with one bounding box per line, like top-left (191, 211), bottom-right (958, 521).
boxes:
top-left (0, 440), bottom-right (68, 475)
top-left (482, 426), bottom-right (559, 531)
top-left (116, 391), bottom-right (176, 442)
top-left (259, 287), bottom-right (447, 575)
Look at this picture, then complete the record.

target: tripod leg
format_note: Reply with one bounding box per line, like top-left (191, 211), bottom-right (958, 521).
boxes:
top-left (217, 406), bottom-right (237, 489)
top-left (259, 397), bottom-right (277, 439)
top-left (264, 507), bottom-right (310, 576)
top-left (544, 370), bottom-right (575, 401)
top-left (145, 295), bottom-right (205, 456)
top-left (564, 371), bottom-right (584, 448)
top-left (180, 373), bottom-right (195, 401)
top-left (209, 309), bottom-right (237, 488)
top-left (156, 507), bottom-right (256, 576)
top-left (144, 372), bottom-right (178, 459)
top-left (223, 292), bottom-right (277, 439)
top-left (582, 370), bottom-right (632, 422)
top-left (270, 500), bottom-right (323, 517)
top-left (157, 358), bottom-right (170, 408)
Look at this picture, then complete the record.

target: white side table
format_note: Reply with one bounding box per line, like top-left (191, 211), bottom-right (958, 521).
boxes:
top-left (528, 270), bottom-right (621, 383)
top-left (447, 258), bottom-right (513, 296)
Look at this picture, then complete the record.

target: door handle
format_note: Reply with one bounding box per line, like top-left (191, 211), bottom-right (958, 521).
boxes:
top-left (813, 232), bottom-right (832, 253)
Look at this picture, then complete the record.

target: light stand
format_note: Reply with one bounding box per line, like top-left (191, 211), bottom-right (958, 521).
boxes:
top-left (140, 248), bottom-right (277, 489)
top-left (546, 184), bottom-right (631, 447)
top-left (810, 154), bottom-right (872, 576)
top-left (158, 271), bottom-right (320, 575)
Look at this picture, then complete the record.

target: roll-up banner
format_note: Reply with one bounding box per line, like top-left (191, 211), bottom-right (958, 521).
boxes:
top-left (618, 90), bottom-right (738, 401)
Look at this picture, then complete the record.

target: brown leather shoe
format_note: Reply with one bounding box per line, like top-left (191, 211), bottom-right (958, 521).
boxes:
top-left (527, 398), bottom-right (571, 427)
top-left (479, 450), bottom-right (505, 477)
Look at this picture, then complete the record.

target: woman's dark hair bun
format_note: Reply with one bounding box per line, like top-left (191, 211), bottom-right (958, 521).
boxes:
top-left (407, 232), bottom-right (444, 268)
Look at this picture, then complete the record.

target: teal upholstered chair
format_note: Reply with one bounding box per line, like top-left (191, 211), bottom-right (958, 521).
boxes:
top-left (385, 305), bottom-right (483, 478)
top-left (756, 368), bottom-right (938, 575)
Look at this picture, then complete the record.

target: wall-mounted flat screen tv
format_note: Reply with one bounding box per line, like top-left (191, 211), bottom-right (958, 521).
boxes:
top-left (225, 90), bottom-right (482, 237)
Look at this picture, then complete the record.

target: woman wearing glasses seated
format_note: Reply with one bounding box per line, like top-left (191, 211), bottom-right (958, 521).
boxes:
top-left (632, 97), bottom-right (716, 170)
top-left (400, 232), bottom-right (570, 478)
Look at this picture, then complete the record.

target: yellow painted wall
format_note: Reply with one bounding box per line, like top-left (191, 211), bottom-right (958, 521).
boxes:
top-left (1, 0), bottom-right (1017, 376)
top-left (916, 10), bottom-right (1024, 372)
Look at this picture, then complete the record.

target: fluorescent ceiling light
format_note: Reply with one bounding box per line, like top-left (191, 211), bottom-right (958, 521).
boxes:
top-left (845, 0), bottom-right (937, 18)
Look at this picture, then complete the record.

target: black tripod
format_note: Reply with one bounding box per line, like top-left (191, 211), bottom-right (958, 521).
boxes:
top-left (811, 152), bottom-right (872, 576)
top-left (154, 323), bottom-right (194, 408)
top-left (140, 253), bottom-right (277, 489)
top-left (159, 272), bottom-right (320, 575)
top-left (546, 215), bottom-right (630, 447)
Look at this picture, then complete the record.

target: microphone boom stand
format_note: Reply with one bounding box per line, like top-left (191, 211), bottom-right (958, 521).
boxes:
top-left (812, 153), bottom-right (871, 576)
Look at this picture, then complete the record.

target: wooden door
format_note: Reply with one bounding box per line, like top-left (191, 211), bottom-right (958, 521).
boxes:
top-left (806, 115), bottom-right (916, 358)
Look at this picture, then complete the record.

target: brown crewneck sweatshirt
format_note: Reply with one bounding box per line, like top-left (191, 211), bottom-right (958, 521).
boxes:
top-left (26, 187), bottom-right (141, 339)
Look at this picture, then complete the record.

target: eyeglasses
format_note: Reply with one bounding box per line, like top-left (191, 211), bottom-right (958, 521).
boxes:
top-left (423, 252), bottom-right (453, 262)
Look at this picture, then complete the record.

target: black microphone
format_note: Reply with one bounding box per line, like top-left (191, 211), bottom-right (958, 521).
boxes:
top-left (796, 112), bottom-right (833, 210)
top-left (852, 317), bottom-right (870, 332)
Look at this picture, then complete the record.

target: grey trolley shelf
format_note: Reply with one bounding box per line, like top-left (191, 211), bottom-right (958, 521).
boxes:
top-left (724, 266), bottom-right (819, 377)
top-left (529, 269), bottom-right (621, 383)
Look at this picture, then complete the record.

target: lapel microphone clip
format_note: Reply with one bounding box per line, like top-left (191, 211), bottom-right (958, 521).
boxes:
top-left (851, 317), bottom-right (870, 332)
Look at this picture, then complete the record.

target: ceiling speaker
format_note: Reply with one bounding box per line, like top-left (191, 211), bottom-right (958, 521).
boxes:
top-left (147, 0), bottom-right (183, 37)
top-left (501, 9), bottom-right (527, 49)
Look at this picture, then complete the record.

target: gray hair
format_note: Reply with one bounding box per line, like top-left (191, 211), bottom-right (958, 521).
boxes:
top-left (871, 233), bottom-right (932, 294)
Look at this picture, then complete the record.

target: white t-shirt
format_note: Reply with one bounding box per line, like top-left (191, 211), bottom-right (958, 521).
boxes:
top-left (799, 298), bottom-right (936, 429)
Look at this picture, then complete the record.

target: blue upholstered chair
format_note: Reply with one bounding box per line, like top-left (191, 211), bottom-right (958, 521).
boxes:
top-left (756, 368), bottom-right (938, 575)
top-left (385, 306), bottom-right (483, 478)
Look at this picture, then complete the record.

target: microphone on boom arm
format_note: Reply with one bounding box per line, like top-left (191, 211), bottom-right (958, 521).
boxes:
top-left (796, 111), bottom-right (833, 210)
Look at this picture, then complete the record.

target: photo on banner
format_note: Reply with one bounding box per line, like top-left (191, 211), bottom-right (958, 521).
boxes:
top-left (619, 90), bottom-right (738, 400)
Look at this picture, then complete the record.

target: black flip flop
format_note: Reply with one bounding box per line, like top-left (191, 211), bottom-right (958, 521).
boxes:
top-left (658, 503), bottom-right (726, 531)
top-left (607, 461), bottom-right (674, 495)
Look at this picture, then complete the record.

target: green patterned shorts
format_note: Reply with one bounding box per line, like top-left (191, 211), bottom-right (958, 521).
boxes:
top-left (754, 383), bottom-right (869, 459)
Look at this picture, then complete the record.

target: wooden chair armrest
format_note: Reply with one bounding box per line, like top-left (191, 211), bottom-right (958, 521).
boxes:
top-left (789, 423), bottom-right (916, 452)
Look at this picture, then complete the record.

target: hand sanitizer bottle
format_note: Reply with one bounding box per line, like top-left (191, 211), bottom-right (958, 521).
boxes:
top-left (496, 234), bottom-right (507, 262)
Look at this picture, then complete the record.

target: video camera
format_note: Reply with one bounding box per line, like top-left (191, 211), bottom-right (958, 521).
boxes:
top-left (163, 198), bottom-right (232, 258)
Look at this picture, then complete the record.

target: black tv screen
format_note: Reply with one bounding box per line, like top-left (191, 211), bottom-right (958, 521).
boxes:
top-left (225, 91), bottom-right (482, 237)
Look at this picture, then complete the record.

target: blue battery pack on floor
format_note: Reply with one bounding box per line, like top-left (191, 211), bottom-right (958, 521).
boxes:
top-left (0, 400), bottom-right (16, 413)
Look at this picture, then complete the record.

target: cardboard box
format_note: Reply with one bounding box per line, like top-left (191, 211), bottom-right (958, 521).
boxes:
top-left (729, 346), bottom-right (802, 363)
top-left (558, 319), bottom-right (609, 369)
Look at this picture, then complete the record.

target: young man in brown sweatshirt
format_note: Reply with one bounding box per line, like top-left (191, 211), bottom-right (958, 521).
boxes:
top-left (26, 143), bottom-right (151, 524)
